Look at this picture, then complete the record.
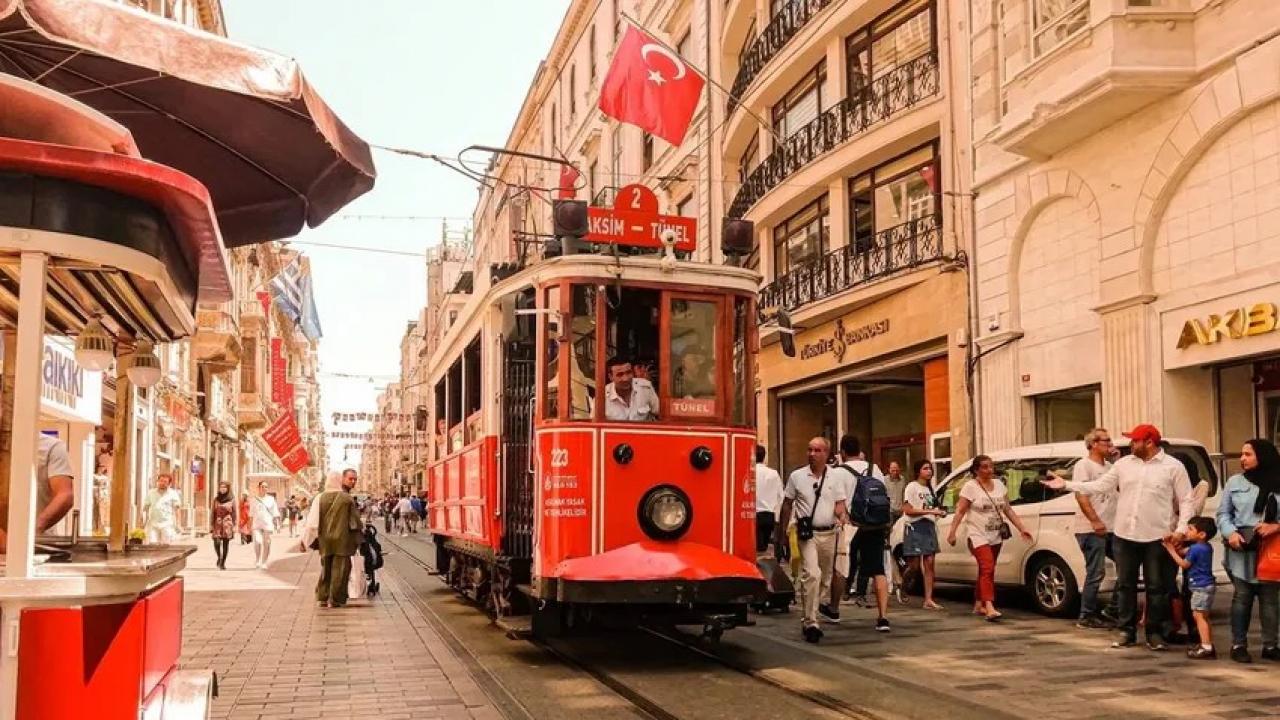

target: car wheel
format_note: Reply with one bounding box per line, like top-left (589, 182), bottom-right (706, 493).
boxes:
top-left (1028, 554), bottom-right (1078, 617)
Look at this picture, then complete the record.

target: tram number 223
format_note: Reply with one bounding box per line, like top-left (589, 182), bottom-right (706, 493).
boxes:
top-left (549, 448), bottom-right (570, 468)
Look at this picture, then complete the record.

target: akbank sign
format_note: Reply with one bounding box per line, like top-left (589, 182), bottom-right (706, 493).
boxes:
top-left (41, 337), bottom-right (102, 425)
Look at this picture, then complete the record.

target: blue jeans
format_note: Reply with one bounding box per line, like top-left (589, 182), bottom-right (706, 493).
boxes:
top-left (1230, 577), bottom-right (1280, 649)
top-left (1076, 532), bottom-right (1109, 619)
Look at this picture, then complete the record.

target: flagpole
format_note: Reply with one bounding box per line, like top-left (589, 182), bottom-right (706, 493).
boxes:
top-left (619, 12), bottom-right (785, 147)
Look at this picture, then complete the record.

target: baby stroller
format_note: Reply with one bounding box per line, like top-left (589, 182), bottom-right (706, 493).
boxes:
top-left (361, 524), bottom-right (384, 597)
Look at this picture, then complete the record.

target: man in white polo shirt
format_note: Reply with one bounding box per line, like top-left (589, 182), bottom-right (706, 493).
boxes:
top-left (774, 436), bottom-right (849, 644)
top-left (1044, 423), bottom-right (1194, 650)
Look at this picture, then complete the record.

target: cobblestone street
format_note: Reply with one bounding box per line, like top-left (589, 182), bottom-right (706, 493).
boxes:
top-left (179, 532), bottom-right (500, 720)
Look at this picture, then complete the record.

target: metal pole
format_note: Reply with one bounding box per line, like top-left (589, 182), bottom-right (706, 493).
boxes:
top-left (108, 353), bottom-right (134, 553)
top-left (4, 252), bottom-right (49, 578)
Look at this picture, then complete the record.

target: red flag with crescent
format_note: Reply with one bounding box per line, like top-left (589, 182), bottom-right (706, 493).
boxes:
top-left (598, 25), bottom-right (705, 146)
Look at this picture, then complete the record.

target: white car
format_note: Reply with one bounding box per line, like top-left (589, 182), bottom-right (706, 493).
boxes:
top-left (889, 438), bottom-right (1219, 616)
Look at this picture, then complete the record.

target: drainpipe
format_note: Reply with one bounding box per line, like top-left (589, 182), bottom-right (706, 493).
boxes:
top-left (963, 0), bottom-right (984, 457)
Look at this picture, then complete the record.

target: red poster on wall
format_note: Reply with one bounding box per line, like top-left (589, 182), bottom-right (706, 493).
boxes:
top-left (270, 337), bottom-right (286, 404)
top-left (256, 290), bottom-right (271, 315)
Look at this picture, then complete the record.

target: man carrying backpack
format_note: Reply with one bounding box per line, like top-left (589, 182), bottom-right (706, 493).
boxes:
top-left (829, 434), bottom-right (893, 632)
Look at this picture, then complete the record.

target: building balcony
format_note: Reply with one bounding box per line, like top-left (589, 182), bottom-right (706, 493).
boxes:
top-left (192, 308), bottom-right (241, 373)
top-left (758, 213), bottom-right (943, 320)
top-left (730, 53), bottom-right (940, 219)
top-left (239, 298), bottom-right (266, 333)
top-left (237, 390), bottom-right (268, 430)
top-left (991, 0), bottom-right (1195, 159)
top-left (728, 0), bottom-right (837, 114)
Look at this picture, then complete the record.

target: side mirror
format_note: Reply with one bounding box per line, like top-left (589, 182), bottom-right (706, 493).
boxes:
top-left (778, 308), bottom-right (796, 358)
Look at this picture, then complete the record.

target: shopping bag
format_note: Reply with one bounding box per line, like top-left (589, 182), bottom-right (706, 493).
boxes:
top-left (349, 556), bottom-right (368, 600)
top-left (1258, 533), bottom-right (1280, 582)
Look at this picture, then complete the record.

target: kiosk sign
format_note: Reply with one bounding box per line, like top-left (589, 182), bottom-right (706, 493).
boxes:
top-left (586, 183), bottom-right (697, 251)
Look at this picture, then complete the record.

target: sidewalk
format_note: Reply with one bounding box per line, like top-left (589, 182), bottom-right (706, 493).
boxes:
top-left (179, 530), bottom-right (502, 720)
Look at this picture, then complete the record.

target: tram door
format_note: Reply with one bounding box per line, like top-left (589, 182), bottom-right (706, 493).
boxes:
top-left (501, 339), bottom-right (536, 561)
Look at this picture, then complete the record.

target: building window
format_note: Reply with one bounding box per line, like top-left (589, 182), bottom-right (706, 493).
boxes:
top-left (772, 195), bottom-right (829, 279)
top-left (569, 67), bottom-right (576, 117)
top-left (549, 105), bottom-right (557, 150)
top-left (677, 194), bottom-right (695, 218)
top-left (738, 133), bottom-right (759, 184)
top-left (588, 159), bottom-right (598, 200)
top-left (847, 143), bottom-right (938, 252)
top-left (771, 63), bottom-right (825, 139)
top-left (589, 27), bottom-right (597, 82)
top-left (769, 0), bottom-right (793, 17)
top-left (1031, 0), bottom-right (1088, 58)
top-left (1034, 386), bottom-right (1098, 443)
top-left (611, 125), bottom-right (624, 187)
top-left (642, 132), bottom-right (654, 170)
top-left (846, 0), bottom-right (935, 98)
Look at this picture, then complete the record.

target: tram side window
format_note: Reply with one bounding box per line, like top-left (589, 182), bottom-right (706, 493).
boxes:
top-left (604, 288), bottom-right (661, 422)
top-left (544, 286), bottom-right (561, 419)
top-left (464, 338), bottom-right (482, 442)
top-left (447, 359), bottom-right (463, 452)
top-left (569, 285), bottom-right (597, 420)
top-left (732, 296), bottom-right (749, 426)
top-left (670, 299), bottom-right (719, 418)
top-left (434, 378), bottom-right (447, 459)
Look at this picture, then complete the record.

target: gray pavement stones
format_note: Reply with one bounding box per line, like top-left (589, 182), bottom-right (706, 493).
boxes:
top-left (179, 530), bottom-right (501, 720)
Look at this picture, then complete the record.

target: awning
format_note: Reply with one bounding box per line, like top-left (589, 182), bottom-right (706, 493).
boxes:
top-left (0, 0), bottom-right (376, 247)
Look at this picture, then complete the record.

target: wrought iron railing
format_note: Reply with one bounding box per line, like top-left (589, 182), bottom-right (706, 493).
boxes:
top-left (729, 0), bottom-right (836, 113)
top-left (730, 52), bottom-right (940, 218)
top-left (758, 213), bottom-right (942, 320)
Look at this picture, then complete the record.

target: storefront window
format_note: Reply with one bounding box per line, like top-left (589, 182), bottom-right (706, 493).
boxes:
top-left (569, 285), bottom-right (597, 420)
top-left (669, 299), bottom-right (719, 418)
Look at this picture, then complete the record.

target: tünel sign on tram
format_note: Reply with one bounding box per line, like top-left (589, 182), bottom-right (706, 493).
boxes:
top-left (585, 183), bottom-right (697, 252)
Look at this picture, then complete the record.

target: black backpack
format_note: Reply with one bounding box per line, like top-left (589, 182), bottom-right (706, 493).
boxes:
top-left (841, 464), bottom-right (892, 528)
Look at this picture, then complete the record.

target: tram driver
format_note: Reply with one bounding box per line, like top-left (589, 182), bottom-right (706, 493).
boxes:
top-left (603, 356), bottom-right (659, 422)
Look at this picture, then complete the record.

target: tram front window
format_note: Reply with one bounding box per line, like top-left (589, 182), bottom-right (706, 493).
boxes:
top-left (605, 287), bottom-right (661, 422)
top-left (670, 299), bottom-right (719, 417)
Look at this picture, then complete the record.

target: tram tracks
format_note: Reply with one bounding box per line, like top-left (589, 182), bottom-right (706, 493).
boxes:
top-left (387, 535), bottom-right (887, 720)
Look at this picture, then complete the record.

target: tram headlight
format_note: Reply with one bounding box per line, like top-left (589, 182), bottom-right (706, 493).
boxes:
top-left (638, 485), bottom-right (692, 541)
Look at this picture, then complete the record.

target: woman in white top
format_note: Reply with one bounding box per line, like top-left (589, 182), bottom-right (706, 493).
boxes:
top-left (946, 455), bottom-right (1034, 621)
top-left (901, 460), bottom-right (946, 610)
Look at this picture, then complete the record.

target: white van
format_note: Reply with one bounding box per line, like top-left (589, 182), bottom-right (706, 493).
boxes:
top-left (889, 438), bottom-right (1219, 616)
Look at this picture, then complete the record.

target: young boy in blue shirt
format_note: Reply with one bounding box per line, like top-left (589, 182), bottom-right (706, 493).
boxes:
top-left (1164, 516), bottom-right (1218, 660)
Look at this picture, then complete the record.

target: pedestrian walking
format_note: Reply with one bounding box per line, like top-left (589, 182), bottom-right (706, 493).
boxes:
top-left (142, 473), bottom-right (181, 544)
top-left (948, 454), bottom-right (1034, 621)
top-left (284, 496), bottom-right (298, 537)
top-left (248, 481), bottom-right (280, 569)
top-left (383, 494), bottom-right (394, 533)
top-left (754, 444), bottom-right (784, 554)
top-left (832, 435), bottom-right (894, 631)
top-left (238, 492), bottom-right (252, 544)
top-left (304, 469), bottom-right (364, 608)
top-left (395, 492), bottom-right (415, 536)
top-left (884, 460), bottom-right (907, 522)
top-left (774, 436), bottom-right (849, 644)
top-left (1216, 438), bottom-right (1280, 663)
top-left (1043, 424), bottom-right (1194, 650)
top-left (210, 481), bottom-right (236, 570)
top-left (410, 493), bottom-right (425, 532)
top-left (831, 435), bottom-right (882, 606)
top-left (1163, 517), bottom-right (1219, 659)
top-left (1072, 428), bottom-right (1118, 630)
top-left (900, 460), bottom-right (945, 610)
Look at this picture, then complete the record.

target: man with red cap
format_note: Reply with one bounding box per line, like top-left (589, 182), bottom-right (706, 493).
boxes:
top-left (1044, 424), bottom-right (1194, 650)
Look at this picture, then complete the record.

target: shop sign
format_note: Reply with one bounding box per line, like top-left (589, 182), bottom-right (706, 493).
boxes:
top-left (40, 336), bottom-right (102, 425)
top-left (799, 318), bottom-right (891, 363)
top-left (167, 396), bottom-right (191, 431)
top-left (1176, 303), bottom-right (1277, 349)
top-left (270, 337), bottom-right (287, 404)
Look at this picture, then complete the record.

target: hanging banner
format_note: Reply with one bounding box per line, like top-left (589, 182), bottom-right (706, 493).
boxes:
top-left (280, 445), bottom-right (310, 474)
top-left (271, 337), bottom-right (286, 404)
top-left (262, 412), bottom-right (302, 458)
top-left (256, 290), bottom-right (271, 316)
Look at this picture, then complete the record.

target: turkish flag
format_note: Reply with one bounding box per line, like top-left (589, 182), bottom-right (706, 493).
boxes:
top-left (599, 26), bottom-right (705, 146)
top-left (557, 163), bottom-right (580, 200)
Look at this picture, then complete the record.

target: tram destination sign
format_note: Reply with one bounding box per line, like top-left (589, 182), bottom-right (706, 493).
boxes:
top-left (586, 183), bottom-right (697, 252)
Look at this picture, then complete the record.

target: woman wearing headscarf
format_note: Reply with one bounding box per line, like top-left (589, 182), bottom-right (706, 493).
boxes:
top-left (1217, 438), bottom-right (1280, 663)
top-left (210, 481), bottom-right (236, 570)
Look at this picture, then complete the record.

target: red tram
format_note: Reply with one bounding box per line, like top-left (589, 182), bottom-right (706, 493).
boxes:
top-left (424, 251), bottom-right (765, 635)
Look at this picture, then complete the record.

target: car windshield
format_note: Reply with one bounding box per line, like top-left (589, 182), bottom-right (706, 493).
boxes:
top-left (940, 457), bottom-right (1076, 510)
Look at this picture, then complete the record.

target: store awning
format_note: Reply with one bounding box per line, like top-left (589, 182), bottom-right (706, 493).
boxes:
top-left (0, 0), bottom-right (376, 247)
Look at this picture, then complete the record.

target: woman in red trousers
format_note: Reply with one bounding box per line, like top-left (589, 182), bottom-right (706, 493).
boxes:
top-left (947, 455), bottom-right (1034, 621)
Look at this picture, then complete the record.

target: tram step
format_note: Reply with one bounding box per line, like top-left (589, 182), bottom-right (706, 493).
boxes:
top-left (495, 614), bottom-right (533, 638)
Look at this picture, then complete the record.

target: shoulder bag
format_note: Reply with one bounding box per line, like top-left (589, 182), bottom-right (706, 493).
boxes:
top-left (977, 481), bottom-right (1013, 541)
top-left (795, 469), bottom-right (827, 542)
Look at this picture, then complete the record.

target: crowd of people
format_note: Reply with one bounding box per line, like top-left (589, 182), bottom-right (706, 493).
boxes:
top-left (369, 490), bottom-right (429, 537)
top-left (755, 424), bottom-right (1280, 663)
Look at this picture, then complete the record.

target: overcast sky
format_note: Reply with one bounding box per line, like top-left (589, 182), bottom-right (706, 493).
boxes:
top-left (223, 0), bottom-right (570, 472)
